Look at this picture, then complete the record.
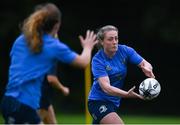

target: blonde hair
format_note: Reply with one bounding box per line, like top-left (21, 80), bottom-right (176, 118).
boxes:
top-left (22, 3), bottom-right (61, 53)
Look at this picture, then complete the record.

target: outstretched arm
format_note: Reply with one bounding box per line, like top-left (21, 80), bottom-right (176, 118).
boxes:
top-left (98, 76), bottom-right (143, 99)
top-left (71, 30), bottom-right (98, 68)
top-left (47, 75), bottom-right (70, 96)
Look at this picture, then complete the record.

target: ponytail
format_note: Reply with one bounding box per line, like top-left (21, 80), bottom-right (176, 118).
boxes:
top-left (22, 3), bottom-right (61, 53)
top-left (22, 10), bottom-right (47, 53)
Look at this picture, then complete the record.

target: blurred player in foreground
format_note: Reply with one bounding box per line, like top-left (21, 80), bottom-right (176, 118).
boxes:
top-left (88, 25), bottom-right (155, 124)
top-left (0, 3), bottom-right (97, 124)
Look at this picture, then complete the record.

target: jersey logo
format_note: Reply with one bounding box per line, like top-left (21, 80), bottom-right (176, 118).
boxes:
top-left (105, 65), bottom-right (112, 71)
top-left (99, 105), bottom-right (107, 114)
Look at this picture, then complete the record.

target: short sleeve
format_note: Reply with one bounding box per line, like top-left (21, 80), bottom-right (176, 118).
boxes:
top-left (54, 40), bottom-right (77, 64)
top-left (125, 45), bottom-right (143, 65)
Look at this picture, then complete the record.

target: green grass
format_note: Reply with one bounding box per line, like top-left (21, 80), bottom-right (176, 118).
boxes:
top-left (57, 114), bottom-right (180, 124)
top-left (57, 113), bottom-right (85, 124)
top-left (122, 115), bottom-right (180, 124)
top-left (0, 113), bottom-right (180, 124)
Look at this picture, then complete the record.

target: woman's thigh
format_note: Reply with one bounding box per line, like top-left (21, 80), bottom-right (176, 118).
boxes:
top-left (100, 112), bottom-right (124, 124)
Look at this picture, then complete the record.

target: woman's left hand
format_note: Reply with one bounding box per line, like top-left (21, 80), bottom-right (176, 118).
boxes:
top-left (139, 59), bottom-right (155, 78)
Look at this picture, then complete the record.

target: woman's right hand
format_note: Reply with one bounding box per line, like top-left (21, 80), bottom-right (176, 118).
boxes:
top-left (71, 30), bottom-right (98, 68)
top-left (79, 30), bottom-right (98, 50)
top-left (127, 86), bottom-right (144, 100)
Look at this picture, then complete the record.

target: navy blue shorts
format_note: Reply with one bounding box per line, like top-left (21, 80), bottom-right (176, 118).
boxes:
top-left (0, 96), bottom-right (41, 124)
top-left (88, 100), bottom-right (118, 124)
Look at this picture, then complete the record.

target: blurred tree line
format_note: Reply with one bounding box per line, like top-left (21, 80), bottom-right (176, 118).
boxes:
top-left (0, 0), bottom-right (180, 115)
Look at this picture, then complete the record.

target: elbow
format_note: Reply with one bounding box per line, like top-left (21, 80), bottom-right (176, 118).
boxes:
top-left (78, 56), bottom-right (90, 69)
top-left (71, 55), bottom-right (90, 69)
top-left (47, 75), bottom-right (57, 84)
top-left (73, 62), bottom-right (88, 69)
top-left (78, 62), bottom-right (88, 69)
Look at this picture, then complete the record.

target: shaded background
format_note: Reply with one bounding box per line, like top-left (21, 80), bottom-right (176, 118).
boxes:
top-left (0, 0), bottom-right (180, 116)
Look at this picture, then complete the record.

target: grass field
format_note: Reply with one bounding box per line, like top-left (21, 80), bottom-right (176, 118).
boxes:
top-left (1, 113), bottom-right (180, 124)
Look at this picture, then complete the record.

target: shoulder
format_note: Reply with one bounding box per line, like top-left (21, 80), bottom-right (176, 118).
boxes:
top-left (118, 44), bottom-right (135, 53)
top-left (12, 34), bottom-right (27, 49)
top-left (14, 34), bottom-right (26, 44)
top-left (92, 50), bottom-right (103, 60)
top-left (118, 44), bottom-right (133, 51)
top-left (43, 34), bottom-right (70, 49)
top-left (16, 34), bottom-right (25, 40)
top-left (92, 50), bottom-right (104, 64)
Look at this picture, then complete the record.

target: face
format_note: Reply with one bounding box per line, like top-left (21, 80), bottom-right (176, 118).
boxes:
top-left (101, 30), bottom-right (118, 56)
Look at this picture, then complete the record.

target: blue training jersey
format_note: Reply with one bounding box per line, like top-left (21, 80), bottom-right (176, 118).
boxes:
top-left (88, 44), bottom-right (143, 107)
top-left (5, 34), bottom-right (77, 109)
